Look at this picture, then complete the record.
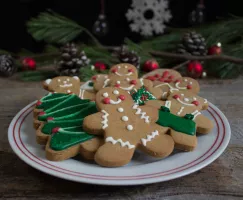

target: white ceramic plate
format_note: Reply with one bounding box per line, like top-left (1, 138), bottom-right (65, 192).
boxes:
top-left (8, 101), bottom-right (231, 185)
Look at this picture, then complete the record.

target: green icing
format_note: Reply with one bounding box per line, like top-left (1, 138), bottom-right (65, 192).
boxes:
top-left (131, 86), bottom-right (156, 105)
top-left (156, 106), bottom-right (196, 136)
top-left (36, 95), bottom-right (69, 109)
top-left (50, 128), bottom-right (94, 151)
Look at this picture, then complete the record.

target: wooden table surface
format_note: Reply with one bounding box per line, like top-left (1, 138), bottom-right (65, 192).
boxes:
top-left (0, 78), bottom-right (243, 200)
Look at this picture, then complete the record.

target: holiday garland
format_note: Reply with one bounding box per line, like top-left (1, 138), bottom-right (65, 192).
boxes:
top-left (1, 10), bottom-right (243, 79)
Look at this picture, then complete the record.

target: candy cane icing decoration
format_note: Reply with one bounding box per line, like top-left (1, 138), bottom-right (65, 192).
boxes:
top-left (141, 130), bottom-right (159, 146)
top-left (101, 110), bottom-right (109, 129)
top-left (105, 137), bottom-right (135, 149)
top-left (132, 104), bottom-right (150, 123)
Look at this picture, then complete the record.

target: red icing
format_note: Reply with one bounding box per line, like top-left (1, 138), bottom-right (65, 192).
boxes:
top-left (112, 68), bottom-right (118, 73)
top-left (92, 76), bottom-right (97, 80)
top-left (39, 111), bottom-right (45, 116)
top-left (164, 80), bottom-right (171, 83)
top-left (115, 84), bottom-right (120, 88)
top-left (130, 80), bottom-right (137, 85)
top-left (47, 117), bottom-right (54, 121)
top-left (36, 100), bottom-right (42, 106)
top-left (168, 75), bottom-right (174, 79)
top-left (154, 74), bottom-right (160, 78)
top-left (162, 71), bottom-right (169, 78)
top-left (103, 98), bottom-right (111, 104)
top-left (192, 100), bottom-right (199, 106)
top-left (52, 127), bottom-right (60, 134)
top-left (128, 69), bottom-right (134, 73)
top-left (119, 95), bottom-right (126, 101)
top-left (146, 76), bottom-right (156, 81)
top-left (173, 94), bottom-right (180, 99)
top-left (187, 85), bottom-right (192, 89)
top-left (159, 78), bottom-right (164, 82)
top-left (175, 79), bottom-right (181, 83)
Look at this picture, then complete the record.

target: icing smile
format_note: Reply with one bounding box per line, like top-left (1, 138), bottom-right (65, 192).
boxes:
top-left (120, 85), bottom-right (135, 91)
top-left (173, 95), bottom-right (199, 106)
top-left (59, 83), bottom-right (73, 88)
top-left (103, 94), bottom-right (126, 105)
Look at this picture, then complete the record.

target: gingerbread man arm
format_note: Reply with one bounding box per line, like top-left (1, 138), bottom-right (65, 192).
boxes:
top-left (83, 112), bottom-right (105, 135)
top-left (136, 105), bottom-right (160, 123)
top-left (194, 114), bottom-right (214, 134)
top-left (145, 100), bottom-right (166, 110)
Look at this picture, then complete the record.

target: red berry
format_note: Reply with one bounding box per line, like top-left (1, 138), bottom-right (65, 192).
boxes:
top-left (92, 76), bottom-right (97, 80)
top-left (146, 76), bottom-right (156, 81)
top-left (39, 111), bottom-right (45, 116)
top-left (47, 117), bottom-right (54, 121)
top-left (130, 80), bottom-right (137, 85)
top-left (187, 85), bottom-right (192, 89)
top-left (159, 78), bottom-right (164, 82)
top-left (52, 127), bottom-right (60, 134)
top-left (173, 94), bottom-right (180, 99)
top-left (115, 84), bottom-right (120, 88)
top-left (103, 98), bottom-right (110, 104)
top-left (168, 75), bottom-right (174, 79)
top-left (162, 71), bottom-right (169, 78)
top-left (119, 95), bottom-right (126, 101)
top-left (112, 68), bottom-right (118, 73)
top-left (192, 100), bottom-right (199, 106)
top-left (175, 79), bottom-right (181, 83)
top-left (154, 74), bottom-right (160, 78)
top-left (164, 79), bottom-right (171, 83)
top-left (36, 101), bottom-right (42, 106)
top-left (128, 69), bottom-right (134, 73)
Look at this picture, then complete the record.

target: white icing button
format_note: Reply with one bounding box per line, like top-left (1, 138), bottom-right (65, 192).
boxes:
top-left (193, 97), bottom-right (197, 100)
top-left (67, 78), bottom-right (70, 81)
top-left (113, 90), bottom-right (119, 95)
top-left (181, 94), bottom-right (184, 96)
top-left (118, 66), bottom-right (121, 69)
top-left (118, 107), bottom-right (124, 112)
top-left (125, 65), bottom-right (128, 68)
top-left (184, 79), bottom-right (188, 82)
top-left (58, 79), bottom-right (61, 82)
top-left (117, 81), bottom-right (121, 84)
top-left (122, 116), bottom-right (129, 121)
top-left (126, 78), bottom-right (130, 81)
top-left (127, 125), bottom-right (133, 131)
top-left (184, 98), bottom-right (189, 102)
top-left (67, 90), bottom-right (71, 93)
top-left (189, 81), bottom-right (192, 84)
top-left (103, 92), bottom-right (109, 97)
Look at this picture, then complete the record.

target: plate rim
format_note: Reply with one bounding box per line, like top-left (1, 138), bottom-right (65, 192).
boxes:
top-left (8, 101), bottom-right (231, 185)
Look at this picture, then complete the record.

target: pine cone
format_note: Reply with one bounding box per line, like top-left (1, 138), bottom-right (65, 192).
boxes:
top-left (57, 43), bottom-right (90, 76)
top-left (0, 54), bottom-right (16, 77)
top-left (177, 32), bottom-right (207, 56)
top-left (117, 46), bottom-right (140, 69)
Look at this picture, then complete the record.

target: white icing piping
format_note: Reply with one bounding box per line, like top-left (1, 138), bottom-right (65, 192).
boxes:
top-left (141, 130), bottom-right (159, 146)
top-left (79, 89), bottom-right (85, 99)
top-left (103, 79), bottom-right (110, 88)
top-left (101, 110), bottom-right (109, 129)
top-left (191, 110), bottom-right (201, 120)
top-left (204, 99), bottom-right (208, 103)
top-left (115, 72), bottom-right (133, 76)
top-left (175, 82), bottom-right (187, 90)
top-left (162, 92), bottom-right (168, 98)
top-left (80, 80), bottom-right (94, 91)
top-left (132, 104), bottom-right (150, 123)
top-left (120, 85), bottom-right (135, 91)
top-left (110, 98), bottom-right (122, 105)
top-left (139, 78), bottom-right (144, 86)
top-left (165, 101), bottom-right (171, 109)
top-left (177, 106), bottom-right (184, 115)
top-left (155, 83), bottom-right (178, 92)
top-left (176, 98), bottom-right (195, 106)
top-left (59, 83), bottom-right (73, 88)
top-left (106, 137), bottom-right (135, 149)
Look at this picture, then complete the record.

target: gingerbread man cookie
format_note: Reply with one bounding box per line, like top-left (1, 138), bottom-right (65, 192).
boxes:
top-left (92, 63), bottom-right (154, 94)
top-left (83, 87), bottom-right (174, 167)
top-left (43, 76), bottom-right (95, 100)
top-left (145, 90), bottom-right (213, 151)
top-left (34, 92), bottom-right (103, 161)
top-left (143, 69), bottom-right (200, 99)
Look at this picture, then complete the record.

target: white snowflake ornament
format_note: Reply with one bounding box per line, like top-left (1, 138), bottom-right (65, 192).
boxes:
top-left (126, 0), bottom-right (172, 36)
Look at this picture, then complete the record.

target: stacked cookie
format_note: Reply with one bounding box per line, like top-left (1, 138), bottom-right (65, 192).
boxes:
top-left (33, 63), bottom-right (213, 167)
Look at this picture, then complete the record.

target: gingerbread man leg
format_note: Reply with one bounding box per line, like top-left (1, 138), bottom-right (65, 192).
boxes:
top-left (194, 114), bottom-right (214, 134)
top-left (138, 125), bottom-right (174, 158)
top-left (169, 129), bottom-right (197, 151)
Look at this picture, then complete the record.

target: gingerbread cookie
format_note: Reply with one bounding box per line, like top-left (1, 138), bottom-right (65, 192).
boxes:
top-left (145, 90), bottom-right (213, 151)
top-left (83, 87), bottom-right (174, 167)
top-left (92, 63), bottom-right (154, 94)
top-left (43, 76), bottom-right (95, 100)
top-left (34, 93), bottom-right (103, 161)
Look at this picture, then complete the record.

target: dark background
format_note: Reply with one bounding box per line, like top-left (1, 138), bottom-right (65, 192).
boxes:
top-left (0, 0), bottom-right (241, 53)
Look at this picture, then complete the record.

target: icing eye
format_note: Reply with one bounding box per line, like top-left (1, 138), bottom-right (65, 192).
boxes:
top-left (189, 81), bottom-right (192, 85)
top-left (67, 78), bottom-right (70, 81)
top-left (181, 94), bottom-right (184, 96)
top-left (103, 98), bottom-right (110, 104)
top-left (193, 97), bottom-right (197, 100)
top-left (192, 100), bottom-right (199, 106)
top-left (128, 69), bottom-right (134, 73)
top-left (184, 98), bottom-right (189, 102)
top-left (184, 79), bottom-right (188, 82)
top-left (112, 68), bottom-right (118, 73)
top-left (125, 65), bottom-right (128, 68)
top-left (113, 90), bottom-right (119, 95)
top-left (105, 76), bottom-right (108, 79)
top-left (130, 80), bottom-right (137, 85)
top-left (116, 81), bottom-right (121, 84)
top-left (126, 78), bottom-right (130, 81)
top-left (115, 84), bottom-right (120, 88)
top-left (118, 66), bottom-right (121, 69)
top-left (187, 85), bottom-right (192, 89)
top-left (118, 95), bottom-right (126, 101)
top-left (173, 94), bottom-right (180, 99)
top-left (58, 79), bottom-right (61, 82)
top-left (103, 92), bottom-right (109, 97)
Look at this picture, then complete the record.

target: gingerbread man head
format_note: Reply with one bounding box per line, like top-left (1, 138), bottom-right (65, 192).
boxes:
top-left (172, 77), bottom-right (200, 94)
top-left (109, 63), bottom-right (138, 80)
top-left (43, 76), bottom-right (80, 94)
